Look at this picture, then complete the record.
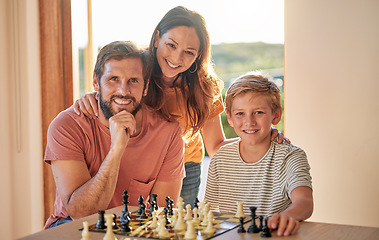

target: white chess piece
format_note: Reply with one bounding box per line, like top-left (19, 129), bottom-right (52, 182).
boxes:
top-left (201, 203), bottom-right (210, 226)
top-left (81, 221), bottom-right (92, 240)
top-left (184, 204), bottom-right (193, 221)
top-left (184, 220), bottom-right (197, 239)
top-left (103, 214), bottom-right (117, 240)
top-left (177, 197), bottom-right (184, 216)
top-left (150, 211), bottom-right (158, 229)
top-left (157, 215), bottom-right (170, 238)
top-left (170, 209), bottom-right (178, 227)
top-left (205, 211), bottom-right (216, 235)
top-left (175, 208), bottom-right (186, 231)
top-left (192, 207), bottom-right (200, 225)
top-left (235, 201), bottom-right (246, 219)
top-left (198, 202), bottom-right (205, 221)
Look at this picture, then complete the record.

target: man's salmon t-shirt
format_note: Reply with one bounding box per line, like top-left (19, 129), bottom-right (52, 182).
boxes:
top-left (44, 105), bottom-right (185, 229)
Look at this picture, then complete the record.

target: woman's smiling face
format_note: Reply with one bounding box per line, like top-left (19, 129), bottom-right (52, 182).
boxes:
top-left (154, 26), bottom-right (200, 85)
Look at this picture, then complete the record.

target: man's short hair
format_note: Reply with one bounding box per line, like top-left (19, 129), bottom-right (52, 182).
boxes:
top-left (94, 41), bottom-right (152, 87)
top-left (225, 71), bottom-right (281, 114)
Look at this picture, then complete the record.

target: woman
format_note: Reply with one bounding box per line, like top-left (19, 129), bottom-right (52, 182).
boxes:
top-left (74, 6), bottom-right (285, 206)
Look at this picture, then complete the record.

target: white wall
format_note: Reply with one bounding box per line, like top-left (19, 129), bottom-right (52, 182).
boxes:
top-left (0, 0), bottom-right (44, 239)
top-left (285, 0), bottom-right (379, 227)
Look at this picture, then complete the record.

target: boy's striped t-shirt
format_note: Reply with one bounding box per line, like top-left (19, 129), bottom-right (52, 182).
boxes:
top-left (204, 139), bottom-right (312, 216)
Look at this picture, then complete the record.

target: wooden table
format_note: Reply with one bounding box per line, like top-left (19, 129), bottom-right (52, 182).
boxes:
top-left (18, 206), bottom-right (379, 240)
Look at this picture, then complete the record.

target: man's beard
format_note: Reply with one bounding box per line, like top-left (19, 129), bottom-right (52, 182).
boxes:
top-left (99, 87), bottom-right (142, 120)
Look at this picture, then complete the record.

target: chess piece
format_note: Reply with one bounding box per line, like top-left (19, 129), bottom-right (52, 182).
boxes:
top-left (247, 206), bottom-right (260, 233)
top-left (175, 208), bottom-right (186, 231)
top-left (193, 197), bottom-right (199, 209)
top-left (150, 211), bottom-right (158, 229)
top-left (170, 209), bottom-right (178, 227)
top-left (235, 201), bottom-right (246, 219)
top-left (258, 216), bottom-right (264, 231)
top-left (184, 204), bottom-right (193, 221)
top-left (204, 211), bottom-right (216, 235)
top-left (192, 207), bottom-right (200, 225)
top-left (237, 217), bottom-right (246, 233)
top-left (120, 213), bottom-right (131, 233)
top-left (120, 190), bottom-right (130, 226)
top-left (112, 214), bottom-right (119, 230)
top-left (96, 210), bottom-right (106, 229)
top-left (168, 198), bottom-right (174, 215)
top-left (81, 221), bottom-right (92, 240)
top-left (139, 203), bottom-right (148, 219)
top-left (103, 214), bottom-right (117, 240)
top-left (137, 195), bottom-right (146, 218)
top-left (198, 202), bottom-right (205, 221)
top-left (157, 215), bottom-right (170, 238)
top-left (260, 216), bottom-right (272, 238)
top-left (184, 220), bottom-right (197, 239)
top-left (151, 194), bottom-right (159, 210)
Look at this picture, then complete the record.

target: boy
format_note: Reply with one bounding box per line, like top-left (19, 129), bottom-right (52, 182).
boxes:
top-left (204, 72), bottom-right (313, 237)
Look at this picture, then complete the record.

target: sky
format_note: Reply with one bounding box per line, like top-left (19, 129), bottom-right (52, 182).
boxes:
top-left (71, 0), bottom-right (284, 48)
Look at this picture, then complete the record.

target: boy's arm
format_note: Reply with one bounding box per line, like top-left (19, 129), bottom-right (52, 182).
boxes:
top-left (268, 186), bottom-right (313, 236)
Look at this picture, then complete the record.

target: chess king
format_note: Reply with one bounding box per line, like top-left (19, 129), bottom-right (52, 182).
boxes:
top-left (44, 41), bottom-right (185, 229)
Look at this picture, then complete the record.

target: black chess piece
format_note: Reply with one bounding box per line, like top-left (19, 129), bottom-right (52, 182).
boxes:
top-left (164, 196), bottom-right (170, 214)
top-left (120, 190), bottom-right (131, 226)
top-left (163, 207), bottom-right (172, 227)
top-left (237, 217), bottom-right (246, 233)
top-left (149, 200), bottom-right (156, 217)
top-left (120, 213), bottom-right (131, 232)
top-left (168, 199), bottom-right (174, 216)
top-left (258, 215), bottom-right (264, 231)
top-left (112, 214), bottom-right (119, 230)
top-left (260, 216), bottom-right (272, 238)
top-left (247, 206), bottom-right (260, 233)
top-left (139, 203), bottom-right (148, 219)
top-left (96, 210), bottom-right (106, 229)
top-left (136, 195), bottom-right (144, 216)
top-left (193, 197), bottom-right (199, 209)
top-left (151, 194), bottom-right (158, 210)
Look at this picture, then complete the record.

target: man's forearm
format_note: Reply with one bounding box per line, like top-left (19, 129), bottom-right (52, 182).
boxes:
top-left (66, 148), bottom-right (124, 219)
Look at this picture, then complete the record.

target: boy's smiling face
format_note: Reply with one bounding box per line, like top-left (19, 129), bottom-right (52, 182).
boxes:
top-left (227, 91), bottom-right (282, 148)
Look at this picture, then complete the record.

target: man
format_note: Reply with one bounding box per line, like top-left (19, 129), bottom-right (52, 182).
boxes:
top-left (44, 41), bottom-right (185, 229)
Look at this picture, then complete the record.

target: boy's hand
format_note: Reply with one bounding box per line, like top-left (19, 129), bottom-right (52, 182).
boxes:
top-left (268, 212), bottom-right (300, 236)
top-left (73, 92), bottom-right (99, 118)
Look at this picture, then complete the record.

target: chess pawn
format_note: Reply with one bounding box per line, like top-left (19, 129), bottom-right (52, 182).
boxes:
top-left (150, 211), bottom-right (158, 230)
top-left (157, 215), bottom-right (170, 238)
top-left (235, 201), bottom-right (246, 219)
top-left (204, 211), bottom-right (216, 235)
top-left (81, 221), bottom-right (92, 240)
top-left (192, 207), bottom-right (201, 225)
top-left (103, 214), bottom-right (117, 240)
top-left (175, 208), bottom-right (186, 231)
top-left (184, 220), bottom-right (197, 239)
top-left (184, 204), bottom-right (193, 221)
top-left (260, 216), bottom-right (272, 238)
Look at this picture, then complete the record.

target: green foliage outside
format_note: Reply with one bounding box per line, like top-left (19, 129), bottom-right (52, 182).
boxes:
top-left (211, 42), bottom-right (285, 140)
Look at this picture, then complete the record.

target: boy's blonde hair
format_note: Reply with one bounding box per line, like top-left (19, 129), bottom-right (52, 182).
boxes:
top-left (225, 72), bottom-right (281, 114)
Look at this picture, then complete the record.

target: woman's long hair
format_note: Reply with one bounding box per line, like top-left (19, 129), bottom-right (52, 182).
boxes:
top-left (144, 6), bottom-right (223, 136)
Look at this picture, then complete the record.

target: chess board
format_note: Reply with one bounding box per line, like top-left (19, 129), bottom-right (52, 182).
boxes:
top-left (84, 209), bottom-right (252, 240)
